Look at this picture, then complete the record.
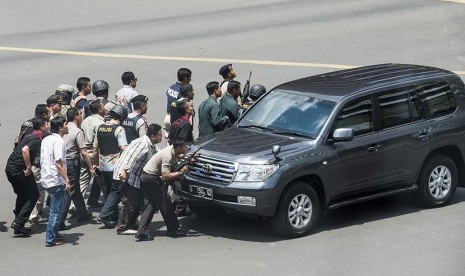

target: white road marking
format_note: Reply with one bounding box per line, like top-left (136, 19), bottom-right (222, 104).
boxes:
top-left (441, 0), bottom-right (465, 4)
top-left (1, 46), bottom-right (464, 75)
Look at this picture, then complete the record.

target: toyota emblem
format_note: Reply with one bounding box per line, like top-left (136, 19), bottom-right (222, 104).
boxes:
top-left (202, 164), bottom-right (213, 174)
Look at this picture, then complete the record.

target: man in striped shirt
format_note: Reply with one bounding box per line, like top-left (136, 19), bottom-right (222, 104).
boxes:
top-left (112, 124), bottom-right (163, 235)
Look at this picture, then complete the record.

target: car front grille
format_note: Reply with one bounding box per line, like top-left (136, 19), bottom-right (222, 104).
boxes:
top-left (189, 156), bottom-right (236, 183)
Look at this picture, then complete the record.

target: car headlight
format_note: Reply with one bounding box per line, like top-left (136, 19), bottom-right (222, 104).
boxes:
top-left (234, 164), bottom-right (279, 182)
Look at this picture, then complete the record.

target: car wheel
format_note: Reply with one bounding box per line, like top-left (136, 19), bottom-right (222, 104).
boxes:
top-left (414, 154), bottom-right (458, 208)
top-left (188, 202), bottom-right (225, 217)
top-left (270, 182), bottom-right (320, 238)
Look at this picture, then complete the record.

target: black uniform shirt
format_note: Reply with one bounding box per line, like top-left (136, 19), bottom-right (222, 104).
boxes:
top-left (6, 132), bottom-right (43, 174)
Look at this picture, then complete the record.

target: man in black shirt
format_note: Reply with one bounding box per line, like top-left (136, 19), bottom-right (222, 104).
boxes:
top-left (5, 117), bottom-right (49, 236)
top-left (15, 104), bottom-right (50, 147)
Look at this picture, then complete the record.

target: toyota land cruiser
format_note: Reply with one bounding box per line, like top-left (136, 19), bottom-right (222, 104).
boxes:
top-left (180, 63), bottom-right (465, 238)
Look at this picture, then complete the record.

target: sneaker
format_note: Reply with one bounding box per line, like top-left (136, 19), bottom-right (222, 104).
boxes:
top-left (46, 240), bottom-right (65, 247)
top-left (117, 229), bottom-right (137, 235)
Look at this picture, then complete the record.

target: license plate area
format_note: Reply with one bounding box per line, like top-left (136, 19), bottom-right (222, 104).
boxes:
top-left (189, 185), bottom-right (213, 200)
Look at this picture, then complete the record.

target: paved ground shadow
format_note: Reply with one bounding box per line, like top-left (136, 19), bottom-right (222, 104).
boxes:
top-left (178, 188), bottom-right (465, 242)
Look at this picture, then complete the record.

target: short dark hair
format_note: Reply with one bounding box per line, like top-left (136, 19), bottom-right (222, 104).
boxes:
top-left (89, 99), bottom-right (102, 114)
top-left (146, 123), bottom-right (162, 137)
top-left (34, 104), bottom-right (49, 119)
top-left (122, 71), bottom-right (135, 85)
top-left (50, 116), bottom-right (66, 134)
top-left (177, 68), bottom-right (192, 82)
top-left (227, 81), bottom-right (241, 93)
top-left (132, 101), bottom-right (145, 110)
top-left (180, 84), bottom-right (193, 98)
top-left (76, 77), bottom-right (90, 91)
top-left (172, 138), bottom-right (186, 149)
top-left (66, 107), bottom-right (80, 122)
top-left (176, 100), bottom-right (189, 116)
top-left (31, 117), bottom-right (46, 130)
top-left (206, 81), bottom-right (219, 96)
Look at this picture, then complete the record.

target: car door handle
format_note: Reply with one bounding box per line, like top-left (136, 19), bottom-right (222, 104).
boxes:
top-left (367, 144), bottom-right (381, 152)
top-left (418, 132), bottom-right (430, 140)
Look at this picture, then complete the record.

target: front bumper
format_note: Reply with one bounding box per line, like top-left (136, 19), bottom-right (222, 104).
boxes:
top-left (180, 174), bottom-right (279, 217)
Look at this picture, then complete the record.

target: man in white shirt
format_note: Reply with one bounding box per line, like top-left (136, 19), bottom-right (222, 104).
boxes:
top-left (41, 116), bottom-right (71, 247)
top-left (115, 71), bottom-right (138, 112)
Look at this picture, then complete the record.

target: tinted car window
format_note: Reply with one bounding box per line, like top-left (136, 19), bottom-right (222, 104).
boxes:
top-left (335, 97), bottom-right (373, 136)
top-left (417, 82), bottom-right (457, 118)
top-left (378, 90), bottom-right (411, 129)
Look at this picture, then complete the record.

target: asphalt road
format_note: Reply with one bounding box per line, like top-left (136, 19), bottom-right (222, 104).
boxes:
top-left (1, 1), bottom-right (465, 275)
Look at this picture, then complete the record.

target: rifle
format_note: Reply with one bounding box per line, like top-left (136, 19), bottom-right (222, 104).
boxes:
top-left (169, 146), bottom-right (203, 191)
top-left (241, 71), bottom-right (252, 103)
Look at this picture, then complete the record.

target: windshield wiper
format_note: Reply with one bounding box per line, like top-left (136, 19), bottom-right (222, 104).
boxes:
top-left (272, 131), bottom-right (314, 139)
top-left (239, 125), bottom-right (274, 132)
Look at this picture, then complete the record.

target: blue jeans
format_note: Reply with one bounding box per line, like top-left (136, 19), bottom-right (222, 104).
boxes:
top-left (45, 185), bottom-right (65, 246)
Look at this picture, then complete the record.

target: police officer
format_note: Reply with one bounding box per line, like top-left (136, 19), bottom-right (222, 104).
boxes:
top-left (219, 64), bottom-right (237, 97)
top-left (15, 104), bottom-right (51, 224)
top-left (6, 118), bottom-right (49, 236)
top-left (47, 94), bottom-right (64, 119)
top-left (220, 80), bottom-right (243, 127)
top-left (163, 68), bottom-right (192, 143)
top-left (122, 95), bottom-right (148, 144)
top-left (241, 84), bottom-right (267, 111)
top-left (84, 80), bottom-right (117, 120)
top-left (136, 138), bottom-right (189, 241)
top-left (93, 105), bottom-right (128, 228)
top-left (60, 107), bottom-right (94, 230)
top-left (55, 84), bottom-right (79, 118)
top-left (198, 81), bottom-right (229, 137)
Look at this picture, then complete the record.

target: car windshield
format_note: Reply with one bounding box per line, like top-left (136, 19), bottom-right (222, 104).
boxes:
top-left (238, 90), bottom-right (336, 138)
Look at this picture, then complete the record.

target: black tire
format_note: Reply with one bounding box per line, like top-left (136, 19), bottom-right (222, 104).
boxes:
top-left (414, 154), bottom-right (458, 208)
top-left (188, 202), bottom-right (225, 217)
top-left (270, 182), bottom-right (320, 238)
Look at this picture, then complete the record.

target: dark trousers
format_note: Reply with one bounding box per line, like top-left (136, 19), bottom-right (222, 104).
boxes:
top-left (5, 169), bottom-right (39, 226)
top-left (99, 178), bottom-right (122, 221)
top-left (61, 161), bottom-right (88, 222)
top-left (99, 171), bottom-right (113, 201)
top-left (138, 172), bottom-right (180, 235)
top-left (87, 173), bottom-right (102, 205)
top-left (117, 183), bottom-right (143, 233)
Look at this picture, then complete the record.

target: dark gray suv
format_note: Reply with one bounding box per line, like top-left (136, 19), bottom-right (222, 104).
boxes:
top-left (180, 64), bottom-right (465, 237)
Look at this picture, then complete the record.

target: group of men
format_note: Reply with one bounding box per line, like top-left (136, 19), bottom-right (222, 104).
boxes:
top-left (4, 64), bottom-right (267, 246)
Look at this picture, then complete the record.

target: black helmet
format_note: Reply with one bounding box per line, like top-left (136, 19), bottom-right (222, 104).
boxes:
top-left (92, 80), bottom-right (109, 96)
top-left (249, 84), bottom-right (266, 100)
top-left (109, 105), bottom-right (128, 121)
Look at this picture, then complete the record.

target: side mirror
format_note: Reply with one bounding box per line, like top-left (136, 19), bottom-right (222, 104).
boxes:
top-left (272, 145), bottom-right (282, 162)
top-left (332, 128), bottom-right (355, 142)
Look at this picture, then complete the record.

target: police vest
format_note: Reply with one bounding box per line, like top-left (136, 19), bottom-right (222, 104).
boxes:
top-left (122, 115), bottom-right (143, 144)
top-left (96, 124), bottom-right (120, 156)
